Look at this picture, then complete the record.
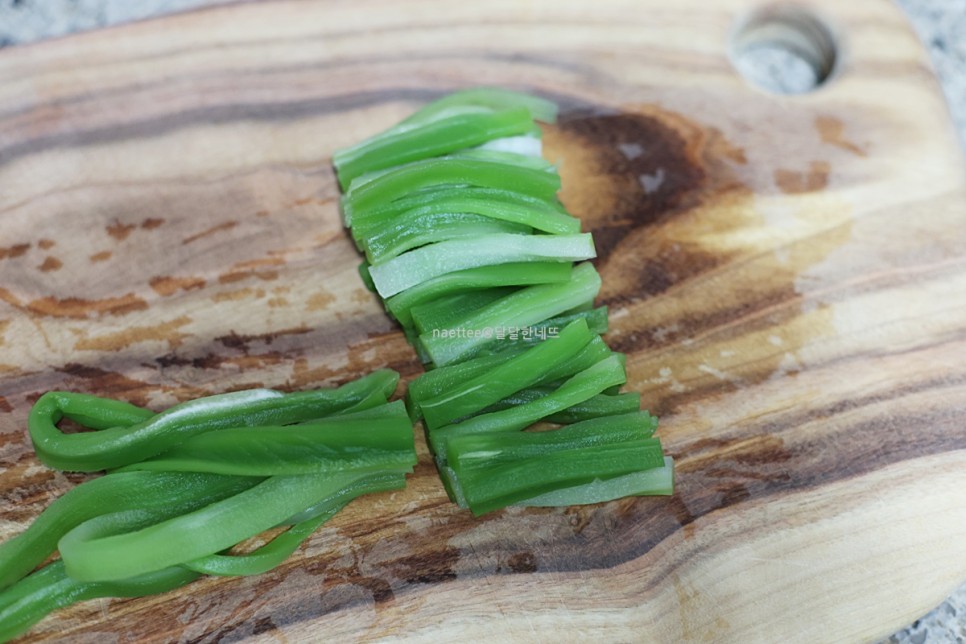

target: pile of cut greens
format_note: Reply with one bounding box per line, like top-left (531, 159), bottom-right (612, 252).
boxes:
top-left (0, 372), bottom-right (415, 640)
top-left (333, 88), bottom-right (673, 516)
top-left (0, 88), bottom-right (674, 639)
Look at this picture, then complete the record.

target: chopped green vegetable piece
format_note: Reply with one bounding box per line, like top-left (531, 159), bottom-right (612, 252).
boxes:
top-left (406, 349), bottom-right (527, 421)
top-left (361, 212), bottom-right (532, 264)
top-left (29, 370), bottom-right (399, 472)
top-left (343, 158), bottom-right (561, 225)
top-left (421, 319), bottom-right (593, 430)
top-left (184, 470), bottom-right (406, 575)
top-left (0, 561), bottom-right (199, 642)
top-left (386, 262), bottom-right (572, 327)
top-left (429, 354), bottom-right (627, 457)
top-left (419, 262), bottom-right (601, 366)
top-left (119, 401), bottom-right (417, 476)
top-left (411, 287), bottom-right (518, 335)
top-left (58, 468), bottom-right (406, 583)
top-left (368, 233), bottom-right (594, 298)
top-left (518, 457), bottom-right (674, 506)
top-left (397, 88), bottom-right (558, 128)
top-left (333, 107), bottom-right (538, 189)
top-left (458, 440), bottom-right (666, 516)
top-left (349, 186), bottom-right (573, 233)
top-left (445, 410), bottom-right (659, 468)
top-left (484, 388), bottom-right (642, 424)
top-left (0, 471), bottom-right (258, 592)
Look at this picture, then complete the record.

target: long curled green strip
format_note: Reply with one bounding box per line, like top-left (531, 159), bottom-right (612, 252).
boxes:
top-left (0, 369), bottom-right (416, 641)
top-left (28, 369), bottom-right (399, 471)
top-left (0, 561), bottom-right (200, 642)
top-left (0, 471), bottom-right (261, 591)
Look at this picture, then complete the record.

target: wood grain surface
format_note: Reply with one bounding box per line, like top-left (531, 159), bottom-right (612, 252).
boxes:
top-left (1, 0), bottom-right (965, 641)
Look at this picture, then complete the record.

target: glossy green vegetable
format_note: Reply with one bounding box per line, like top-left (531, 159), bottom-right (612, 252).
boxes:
top-left (419, 319), bottom-right (593, 430)
top-left (0, 561), bottom-right (199, 642)
top-left (419, 262), bottom-right (602, 365)
top-left (0, 371), bottom-right (416, 641)
top-left (386, 262), bottom-right (573, 327)
top-left (331, 87), bottom-right (674, 517)
top-left (29, 370), bottom-right (399, 471)
top-left (0, 471), bottom-right (259, 592)
top-left (368, 232), bottom-right (595, 298)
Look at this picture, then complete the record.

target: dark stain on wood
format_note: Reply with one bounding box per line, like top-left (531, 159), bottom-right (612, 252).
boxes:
top-left (106, 220), bottom-right (137, 241)
top-left (0, 288), bottom-right (148, 319)
top-left (774, 161), bottom-right (830, 193)
top-left (37, 256), bottom-right (62, 272)
top-left (0, 243), bottom-right (30, 260)
top-left (54, 363), bottom-right (156, 407)
top-left (149, 275), bottom-right (207, 297)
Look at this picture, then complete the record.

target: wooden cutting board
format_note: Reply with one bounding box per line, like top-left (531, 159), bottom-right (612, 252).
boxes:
top-left (1, 0), bottom-right (965, 641)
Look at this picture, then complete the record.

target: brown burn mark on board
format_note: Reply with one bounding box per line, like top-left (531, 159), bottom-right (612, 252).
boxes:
top-left (0, 243), bottom-right (30, 260)
top-left (815, 115), bottom-right (866, 156)
top-left (305, 290), bottom-right (336, 312)
top-left (73, 315), bottom-right (193, 352)
top-left (89, 250), bottom-right (112, 263)
top-left (106, 220), bottom-right (137, 241)
top-left (54, 363), bottom-right (156, 407)
top-left (542, 106), bottom-right (756, 310)
top-left (0, 287), bottom-right (148, 319)
top-left (140, 218), bottom-right (164, 230)
top-left (0, 396), bottom-right (12, 413)
top-left (149, 275), bottom-right (206, 297)
top-left (218, 257), bottom-right (284, 284)
top-left (38, 256), bottom-right (62, 272)
top-left (182, 220), bottom-right (238, 245)
top-left (774, 161), bottom-right (830, 194)
top-left (543, 108), bottom-right (735, 260)
top-left (37, 239), bottom-right (55, 250)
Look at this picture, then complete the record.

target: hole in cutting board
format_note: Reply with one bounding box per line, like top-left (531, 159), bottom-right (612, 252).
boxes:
top-left (730, 5), bottom-right (838, 94)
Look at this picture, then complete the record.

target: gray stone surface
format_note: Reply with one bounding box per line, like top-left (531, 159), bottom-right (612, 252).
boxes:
top-left (0, 0), bottom-right (964, 641)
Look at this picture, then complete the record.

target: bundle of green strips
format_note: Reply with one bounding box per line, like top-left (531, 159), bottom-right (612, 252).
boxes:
top-left (0, 371), bottom-right (416, 641)
top-left (333, 88), bottom-right (673, 516)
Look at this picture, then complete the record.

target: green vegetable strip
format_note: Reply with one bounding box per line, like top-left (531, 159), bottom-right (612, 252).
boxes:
top-left (420, 320), bottom-right (593, 430)
top-left (185, 470), bottom-right (406, 575)
top-left (420, 262), bottom-right (602, 366)
top-left (333, 107), bottom-right (538, 189)
top-left (349, 186), bottom-right (572, 233)
top-left (0, 471), bottom-right (258, 591)
top-left (119, 402), bottom-right (417, 476)
top-left (410, 287), bottom-right (517, 335)
top-left (406, 349), bottom-right (527, 421)
top-left (449, 148), bottom-right (555, 170)
top-left (458, 441), bottom-right (666, 516)
top-left (385, 262), bottom-right (572, 327)
top-left (361, 212), bottom-right (531, 264)
top-left (484, 389), bottom-right (642, 424)
top-left (58, 469), bottom-right (398, 582)
top-left (368, 233), bottom-right (595, 298)
top-left (395, 88), bottom-right (558, 128)
top-left (445, 410), bottom-right (659, 469)
top-left (429, 354), bottom-right (627, 457)
top-left (29, 370), bottom-right (399, 472)
top-left (518, 457), bottom-right (674, 507)
top-left (354, 196), bottom-right (578, 262)
top-left (407, 335), bottom-right (611, 423)
top-left (0, 561), bottom-right (199, 643)
top-left (469, 307), bottom-right (610, 356)
top-left (342, 158), bottom-right (561, 224)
